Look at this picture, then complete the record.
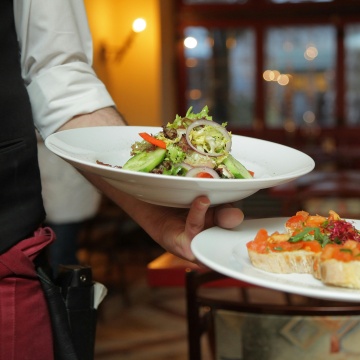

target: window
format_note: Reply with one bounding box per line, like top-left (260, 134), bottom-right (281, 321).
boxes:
top-left (345, 24), bottom-right (360, 126)
top-left (177, 0), bottom-right (360, 134)
top-left (264, 26), bottom-right (336, 129)
top-left (184, 27), bottom-right (255, 127)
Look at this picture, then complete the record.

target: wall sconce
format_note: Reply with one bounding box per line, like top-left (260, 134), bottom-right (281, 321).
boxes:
top-left (99, 18), bottom-right (147, 62)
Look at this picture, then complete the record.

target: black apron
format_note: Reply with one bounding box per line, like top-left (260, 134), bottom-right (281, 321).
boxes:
top-left (0, 5), bottom-right (98, 360)
top-left (0, 0), bottom-right (46, 254)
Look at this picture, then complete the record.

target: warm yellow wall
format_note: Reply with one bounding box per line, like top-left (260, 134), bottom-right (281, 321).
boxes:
top-left (84, 0), bottom-right (162, 126)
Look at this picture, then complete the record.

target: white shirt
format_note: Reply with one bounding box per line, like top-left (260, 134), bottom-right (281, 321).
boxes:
top-left (14, 0), bottom-right (115, 139)
top-left (37, 139), bottom-right (101, 223)
top-left (13, 1), bottom-right (111, 222)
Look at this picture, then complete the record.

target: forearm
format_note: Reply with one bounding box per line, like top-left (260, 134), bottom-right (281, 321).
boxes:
top-left (82, 172), bottom-right (207, 261)
top-left (82, 172), bottom-right (171, 243)
top-left (57, 106), bottom-right (127, 131)
top-left (57, 106), bottom-right (153, 228)
top-left (56, 107), bottom-right (176, 251)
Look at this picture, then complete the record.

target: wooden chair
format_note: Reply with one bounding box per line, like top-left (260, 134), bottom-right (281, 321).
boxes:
top-left (186, 270), bottom-right (360, 360)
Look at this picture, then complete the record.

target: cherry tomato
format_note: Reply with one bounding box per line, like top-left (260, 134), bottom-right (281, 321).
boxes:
top-left (196, 172), bottom-right (213, 178)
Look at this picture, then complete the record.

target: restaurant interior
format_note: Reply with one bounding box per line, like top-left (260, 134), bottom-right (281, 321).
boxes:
top-left (63, 0), bottom-right (360, 359)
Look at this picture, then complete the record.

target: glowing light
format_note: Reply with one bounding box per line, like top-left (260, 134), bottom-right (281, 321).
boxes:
top-left (272, 70), bottom-right (280, 81)
top-left (263, 70), bottom-right (272, 81)
top-left (304, 46), bottom-right (318, 61)
top-left (303, 111), bottom-right (316, 124)
top-left (184, 37), bottom-right (198, 49)
top-left (263, 69), bottom-right (290, 85)
top-left (263, 70), bottom-right (280, 81)
top-left (277, 74), bottom-right (290, 86)
top-left (132, 18), bottom-right (146, 33)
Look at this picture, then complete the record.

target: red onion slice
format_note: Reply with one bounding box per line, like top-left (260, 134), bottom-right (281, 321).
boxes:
top-left (186, 120), bottom-right (232, 157)
top-left (185, 166), bottom-right (220, 179)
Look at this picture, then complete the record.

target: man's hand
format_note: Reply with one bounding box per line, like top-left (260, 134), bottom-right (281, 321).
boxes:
top-left (155, 196), bottom-right (244, 262)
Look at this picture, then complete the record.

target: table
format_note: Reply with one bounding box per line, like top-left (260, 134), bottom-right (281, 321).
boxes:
top-left (147, 252), bottom-right (251, 288)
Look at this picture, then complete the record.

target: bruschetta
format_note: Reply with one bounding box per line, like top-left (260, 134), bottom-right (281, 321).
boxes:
top-left (246, 210), bottom-right (360, 289)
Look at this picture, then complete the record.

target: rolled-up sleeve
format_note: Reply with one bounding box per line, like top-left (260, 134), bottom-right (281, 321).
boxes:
top-left (14, 0), bottom-right (115, 139)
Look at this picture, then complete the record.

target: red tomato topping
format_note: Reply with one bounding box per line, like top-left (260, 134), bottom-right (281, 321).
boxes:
top-left (196, 172), bottom-right (213, 178)
top-left (285, 211), bottom-right (309, 231)
top-left (246, 228), bottom-right (322, 254)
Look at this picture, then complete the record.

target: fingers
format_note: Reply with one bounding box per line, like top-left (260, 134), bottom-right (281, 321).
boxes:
top-left (186, 197), bottom-right (244, 235)
top-left (214, 206), bottom-right (244, 229)
top-left (185, 196), bottom-right (211, 239)
top-left (178, 197), bottom-right (244, 263)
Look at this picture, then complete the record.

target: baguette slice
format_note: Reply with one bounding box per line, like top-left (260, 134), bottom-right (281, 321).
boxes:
top-left (246, 224), bottom-right (322, 274)
top-left (246, 211), bottom-right (360, 289)
top-left (318, 259), bottom-right (360, 289)
top-left (247, 249), bottom-right (316, 274)
top-left (315, 240), bottom-right (360, 289)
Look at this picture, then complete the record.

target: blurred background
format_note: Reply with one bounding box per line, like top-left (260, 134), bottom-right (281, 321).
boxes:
top-left (85, 0), bottom-right (360, 149)
top-left (58, 1), bottom-right (360, 358)
top-left (83, 0), bottom-right (360, 218)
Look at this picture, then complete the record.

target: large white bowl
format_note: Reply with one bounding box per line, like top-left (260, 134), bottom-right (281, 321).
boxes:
top-left (45, 126), bottom-right (315, 208)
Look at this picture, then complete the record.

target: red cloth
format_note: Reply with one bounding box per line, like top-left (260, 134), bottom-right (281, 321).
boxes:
top-left (0, 228), bottom-right (55, 360)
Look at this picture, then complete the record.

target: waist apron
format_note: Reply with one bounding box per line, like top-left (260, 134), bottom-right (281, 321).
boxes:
top-left (0, 228), bottom-right (55, 360)
top-left (0, 1), bottom-right (54, 359)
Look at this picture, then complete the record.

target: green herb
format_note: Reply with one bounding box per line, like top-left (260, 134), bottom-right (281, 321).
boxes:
top-left (288, 226), bottom-right (333, 248)
top-left (313, 228), bottom-right (332, 247)
top-left (273, 247), bottom-right (283, 251)
top-left (288, 227), bottom-right (315, 243)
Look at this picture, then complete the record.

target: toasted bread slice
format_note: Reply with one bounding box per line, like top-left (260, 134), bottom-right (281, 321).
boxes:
top-left (315, 240), bottom-right (360, 289)
top-left (246, 211), bottom-right (360, 289)
top-left (247, 249), bottom-right (315, 274)
top-left (318, 259), bottom-right (360, 289)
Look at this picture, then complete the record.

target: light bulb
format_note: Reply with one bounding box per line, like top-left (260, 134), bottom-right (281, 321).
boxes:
top-left (132, 18), bottom-right (146, 33)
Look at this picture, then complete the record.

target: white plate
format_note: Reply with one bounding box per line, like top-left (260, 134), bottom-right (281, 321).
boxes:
top-left (45, 126), bottom-right (314, 208)
top-left (192, 218), bottom-right (360, 302)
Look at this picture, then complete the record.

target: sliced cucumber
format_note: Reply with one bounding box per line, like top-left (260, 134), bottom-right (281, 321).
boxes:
top-left (223, 154), bottom-right (252, 179)
top-left (123, 148), bottom-right (166, 172)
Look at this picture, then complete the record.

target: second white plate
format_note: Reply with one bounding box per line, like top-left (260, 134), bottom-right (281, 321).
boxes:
top-left (192, 218), bottom-right (360, 302)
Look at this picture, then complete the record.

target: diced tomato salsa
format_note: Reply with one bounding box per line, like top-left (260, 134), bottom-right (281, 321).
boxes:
top-left (246, 210), bottom-right (359, 257)
top-left (321, 240), bottom-right (360, 262)
top-left (246, 228), bottom-right (322, 254)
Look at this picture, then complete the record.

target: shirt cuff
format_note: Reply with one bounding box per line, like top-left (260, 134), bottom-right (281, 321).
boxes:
top-left (27, 62), bottom-right (116, 139)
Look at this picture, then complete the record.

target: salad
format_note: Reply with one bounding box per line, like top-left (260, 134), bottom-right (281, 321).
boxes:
top-left (121, 106), bottom-right (253, 179)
